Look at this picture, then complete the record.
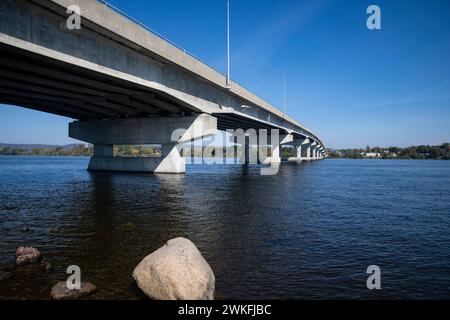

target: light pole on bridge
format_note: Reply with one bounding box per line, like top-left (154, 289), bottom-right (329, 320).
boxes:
top-left (226, 0), bottom-right (231, 88)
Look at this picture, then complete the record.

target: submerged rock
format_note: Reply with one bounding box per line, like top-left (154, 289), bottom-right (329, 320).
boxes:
top-left (41, 259), bottom-right (52, 271)
top-left (15, 246), bottom-right (41, 265)
top-left (0, 270), bottom-right (11, 282)
top-left (133, 237), bottom-right (215, 300)
top-left (123, 223), bottom-right (135, 230)
top-left (1, 206), bottom-right (18, 211)
top-left (50, 281), bottom-right (97, 300)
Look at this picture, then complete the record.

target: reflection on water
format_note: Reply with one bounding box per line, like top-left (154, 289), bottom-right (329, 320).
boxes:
top-left (1, 156), bottom-right (450, 299)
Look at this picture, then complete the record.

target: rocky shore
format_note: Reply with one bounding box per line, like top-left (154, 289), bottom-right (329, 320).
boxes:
top-left (2, 238), bottom-right (215, 300)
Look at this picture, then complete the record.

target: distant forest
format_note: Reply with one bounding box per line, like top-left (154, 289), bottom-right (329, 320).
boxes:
top-left (0, 144), bottom-right (93, 156)
top-left (0, 144), bottom-right (273, 158)
top-left (1, 143), bottom-right (449, 160)
top-left (328, 143), bottom-right (450, 160)
top-left (0, 144), bottom-right (160, 157)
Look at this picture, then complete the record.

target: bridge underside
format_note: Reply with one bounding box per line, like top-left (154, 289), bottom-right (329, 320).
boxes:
top-left (0, 43), bottom-right (326, 173)
top-left (0, 44), bottom-right (298, 133)
top-left (0, 44), bottom-right (200, 120)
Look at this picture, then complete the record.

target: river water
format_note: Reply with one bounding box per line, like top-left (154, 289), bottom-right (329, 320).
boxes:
top-left (0, 156), bottom-right (449, 299)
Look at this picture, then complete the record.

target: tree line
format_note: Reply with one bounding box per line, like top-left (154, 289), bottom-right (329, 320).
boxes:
top-left (0, 145), bottom-right (164, 157)
top-left (327, 143), bottom-right (450, 160)
top-left (0, 145), bottom-right (93, 156)
top-left (2, 143), bottom-right (449, 160)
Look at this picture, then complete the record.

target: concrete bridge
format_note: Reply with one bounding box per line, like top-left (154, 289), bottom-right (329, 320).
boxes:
top-left (0, 0), bottom-right (327, 173)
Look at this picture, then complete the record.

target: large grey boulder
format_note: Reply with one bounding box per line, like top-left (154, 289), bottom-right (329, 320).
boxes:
top-left (133, 237), bottom-right (215, 300)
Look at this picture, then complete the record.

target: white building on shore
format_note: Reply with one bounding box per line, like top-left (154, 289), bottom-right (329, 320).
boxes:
top-left (361, 152), bottom-right (382, 158)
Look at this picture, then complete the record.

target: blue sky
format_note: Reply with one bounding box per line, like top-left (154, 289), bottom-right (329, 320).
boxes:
top-left (1, 0), bottom-right (449, 148)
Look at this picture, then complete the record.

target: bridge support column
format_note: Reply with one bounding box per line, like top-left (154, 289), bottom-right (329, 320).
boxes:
top-left (228, 130), bottom-right (258, 165)
top-left (271, 133), bottom-right (293, 163)
top-left (244, 136), bottom-right (253, 164)
top-left (308, 141), bottom-right (318, 161)
top-left (242, 135), bottom-right (260, 165)
top-left (314, 147), bottom-right (319, 160)
top-left (69, 114), bottom-right (217, 174)
top-left (288, 138), bottom-right (309, 162)
top-left (304, 142), bottom-right (312, 161)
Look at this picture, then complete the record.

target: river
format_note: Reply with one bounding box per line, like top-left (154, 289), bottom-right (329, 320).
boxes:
top-left (0, 156), bottom-right (449, 299)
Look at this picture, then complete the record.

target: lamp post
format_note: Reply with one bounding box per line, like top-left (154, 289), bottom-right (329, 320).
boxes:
top-left (226, 0), bottom-right (231, 88)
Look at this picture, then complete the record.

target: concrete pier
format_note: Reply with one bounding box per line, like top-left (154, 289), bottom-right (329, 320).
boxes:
top-left (288, 138), bottom-right (309, 162)
top-left (272, 133), bottom-right (294, 163)
top-left (69, 114), bottom-right (217, 173)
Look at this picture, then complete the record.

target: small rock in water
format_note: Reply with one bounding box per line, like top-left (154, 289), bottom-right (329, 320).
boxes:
top-left (120, 222), bottom-right (135, 231)
top-left (15, 246), bottom-right (41, 265)
top-left (50, 281), bottom-right (97, 300)
top-left (0, 270), bottom-right (12, 282)
top-left (20, 225), bottom-right (29, 233)
top-left (133, 237), bottom-right (215, 300)
top-left (2, 206), bottom-right (17, 211)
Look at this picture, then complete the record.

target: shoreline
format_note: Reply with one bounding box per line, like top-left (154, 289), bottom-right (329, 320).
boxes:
top-left (326, 157), bottom-right (449, 161)
top-left (0, 155), bottom-right (449, 161)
